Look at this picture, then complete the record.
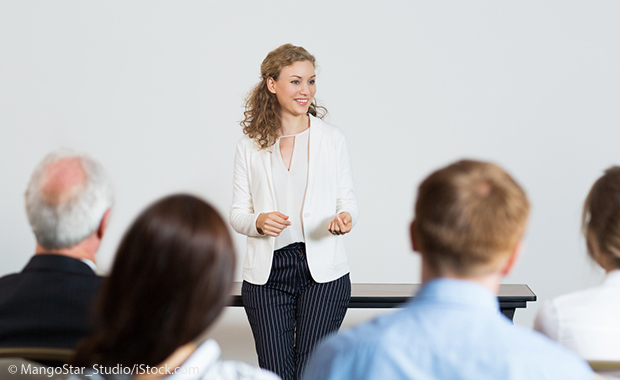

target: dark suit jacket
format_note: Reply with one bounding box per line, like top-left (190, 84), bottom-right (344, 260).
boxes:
top-left (0, 254), bottom-right (103, 349)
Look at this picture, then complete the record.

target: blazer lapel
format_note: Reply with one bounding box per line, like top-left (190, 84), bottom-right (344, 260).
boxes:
top-left (260, 144), bottom-right (277, 208)
top-left (307, 116), bottom-right (324, 193)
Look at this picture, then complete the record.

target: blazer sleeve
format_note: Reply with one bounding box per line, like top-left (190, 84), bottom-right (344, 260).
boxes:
top-left (229, 139), bottom-right (262, 237)
top-left (334, 131), bottom-right (359, 227)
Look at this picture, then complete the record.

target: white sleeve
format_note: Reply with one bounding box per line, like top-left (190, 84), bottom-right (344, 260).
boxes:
top-left (229, 140), bottom-right (262, 237)
top-left (334, 132), bottom-right (359, 227)
top-left (534, 299), bottom-right (561, 342)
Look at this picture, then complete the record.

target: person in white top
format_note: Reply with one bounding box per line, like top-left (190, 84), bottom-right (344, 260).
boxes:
top-left (69, 194), bottom-right (278, 380)
top-left (230, 44), bottom-right (358, 380)
top-left (535, 166), bottom-right (620, 363)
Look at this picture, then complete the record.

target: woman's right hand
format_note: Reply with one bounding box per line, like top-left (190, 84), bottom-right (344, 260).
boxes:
top-left (256, 212), bottom-right (291, 237)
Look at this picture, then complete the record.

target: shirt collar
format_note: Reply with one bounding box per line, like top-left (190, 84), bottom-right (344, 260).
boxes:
top-left (413, 278), bottom-right (500, 314)
top-left (80, 258), bottom-right (97, 272)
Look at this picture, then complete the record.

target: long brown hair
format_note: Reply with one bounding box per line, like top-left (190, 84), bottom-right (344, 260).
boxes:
top-left (583, 166), bottom-right (620, 270)
top-left (241, 43), bottom-right (327, 150)
top-left (73, 194), bottom-right (236, 367)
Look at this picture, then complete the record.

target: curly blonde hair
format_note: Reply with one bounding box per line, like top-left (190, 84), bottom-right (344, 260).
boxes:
top-left (241, 44), bottom-right (327, 150)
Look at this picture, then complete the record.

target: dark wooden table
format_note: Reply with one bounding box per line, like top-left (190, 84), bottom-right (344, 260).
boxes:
top-left (230, 283), bottom-right (536, 321)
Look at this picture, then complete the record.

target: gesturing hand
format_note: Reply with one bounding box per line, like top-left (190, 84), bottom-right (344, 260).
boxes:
top-left (256, 212), bottom-right (291, 237)
top-left (327, 212), bottom-right (352, 236)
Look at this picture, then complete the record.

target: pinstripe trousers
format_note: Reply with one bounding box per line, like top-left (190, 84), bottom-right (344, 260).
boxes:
top-left (242, 242), bottom-right (351, 380)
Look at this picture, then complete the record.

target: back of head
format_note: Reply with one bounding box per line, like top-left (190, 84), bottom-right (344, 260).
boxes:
top-left (25, 149), bottom-right (114, 249)
top-left (413, 160), bottom-right (530, 277)
top-left (74, 194), bottom-right (236, 367)
top-left (583, 166), bottom-right (620, 271)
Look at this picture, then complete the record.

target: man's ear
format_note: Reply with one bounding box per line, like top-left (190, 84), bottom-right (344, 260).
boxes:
top-left (97, 209), bottom-right (112, 240)
top-left (410, 220), bottom-right (420, 252)
top-left (500, 242), bottom-right (522, 276)
top-left (267, 77), bottom-right (277, 94)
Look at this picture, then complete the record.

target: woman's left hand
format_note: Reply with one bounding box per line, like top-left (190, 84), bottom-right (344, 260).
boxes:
top-left (327, 212), bottom-right (352, 236)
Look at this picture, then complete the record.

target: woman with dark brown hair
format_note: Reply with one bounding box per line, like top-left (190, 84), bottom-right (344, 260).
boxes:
top-left (70, 194), bottom-right (279, 380)
top-left (230, 44), bottom-right (358, 380)
top-left (535, 166), bottom-right (620, 361)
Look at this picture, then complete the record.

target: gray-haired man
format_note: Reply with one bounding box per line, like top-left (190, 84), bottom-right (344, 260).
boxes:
top-left (0, 149), bottom-right (114, 349)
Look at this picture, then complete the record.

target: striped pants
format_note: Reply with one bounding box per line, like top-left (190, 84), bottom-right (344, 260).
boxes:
top-left (242, 242), bottom-right (351, 380)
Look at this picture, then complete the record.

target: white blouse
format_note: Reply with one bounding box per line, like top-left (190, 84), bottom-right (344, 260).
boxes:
top-left (534, 269), bottom-right (620, 361)
top-left (271, 128), bottom-right (309, 251)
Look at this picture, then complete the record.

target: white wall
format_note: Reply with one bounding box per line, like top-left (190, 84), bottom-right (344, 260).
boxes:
top-left (1, 0), bottom-right (619, 365)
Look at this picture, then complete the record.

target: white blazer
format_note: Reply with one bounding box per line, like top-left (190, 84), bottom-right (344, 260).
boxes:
top-left (230, 115), bottom-right (358, 285)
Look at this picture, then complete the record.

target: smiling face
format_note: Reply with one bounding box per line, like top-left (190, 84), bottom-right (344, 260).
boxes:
top-left (267, 60), bottom-right (317, 119)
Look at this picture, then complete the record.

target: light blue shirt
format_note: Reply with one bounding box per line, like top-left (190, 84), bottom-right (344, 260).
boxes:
top-left (303, 279), bottom-right (594, 380)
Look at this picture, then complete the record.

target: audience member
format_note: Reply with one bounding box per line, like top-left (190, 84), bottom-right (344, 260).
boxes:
top-left (303, 159), bottom-right (594, 380)
top-left (69, 194), bottom-right (279, 380)
top-left (535, 166), bottom-right (620, 360)
top-left (0, 150), bottom-right (113, 348)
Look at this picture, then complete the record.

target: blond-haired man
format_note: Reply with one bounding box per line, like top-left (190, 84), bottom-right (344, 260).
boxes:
top-left (304, 160), bottom-right (593, 380)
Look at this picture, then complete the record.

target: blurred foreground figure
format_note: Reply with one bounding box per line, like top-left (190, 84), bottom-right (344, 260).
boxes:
top-left (304, 160), bottom-right (593, 380)
top-left (536, 166), bottom-right (620, 361)
top-left (70, 194), bottom-right (279, 380)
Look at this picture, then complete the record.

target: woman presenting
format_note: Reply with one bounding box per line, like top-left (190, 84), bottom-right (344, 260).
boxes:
top-left (230, 43), bottom-right (358, 380)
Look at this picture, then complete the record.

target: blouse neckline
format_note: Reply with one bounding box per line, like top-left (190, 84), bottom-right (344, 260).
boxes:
top-left (279, 127), bottom-right (310, 139)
